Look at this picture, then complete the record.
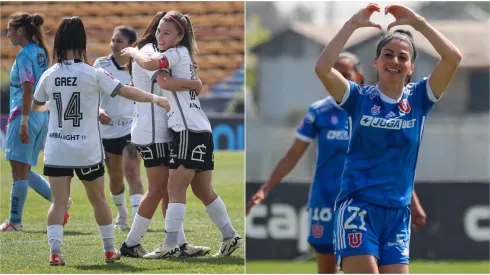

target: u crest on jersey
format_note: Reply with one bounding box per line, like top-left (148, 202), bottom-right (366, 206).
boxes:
top-left (398, 99), bottom-right (411, 113)
top-left (312, 224), bottom-right (324, 238)
top-left (348, 232), bottom-right (362, 248)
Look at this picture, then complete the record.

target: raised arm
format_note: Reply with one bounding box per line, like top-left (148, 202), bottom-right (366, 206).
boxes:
top-left (315, 3), bottom-right (381, 103)
top-left (246, 139), bottom-right (310, 215)
top-left (386, 5), bottom-right (462, 97)
top-left (122, 47), bottom-right (161, 71)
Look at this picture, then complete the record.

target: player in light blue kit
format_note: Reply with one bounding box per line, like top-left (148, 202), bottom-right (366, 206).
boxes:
top-left (2, 12), bottom-right (70, 231)
top-left (315, 3), bottom-right (461, 273)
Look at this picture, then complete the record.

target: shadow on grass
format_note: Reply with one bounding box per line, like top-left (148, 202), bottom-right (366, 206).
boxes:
top-left (21, 230), bottom-right (94, 236)
top-left (167, 256), bottom-right (244, 266)
top-left (73, 262), bottom-right (152, 272)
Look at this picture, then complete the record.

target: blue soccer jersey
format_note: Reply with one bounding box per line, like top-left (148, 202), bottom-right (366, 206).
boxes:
top-left (336, 78), bottom-right (438, 208)
top-left (9, 42), bottom-right (48, 114)
top-left (296, 96), bottom-right (349, 209)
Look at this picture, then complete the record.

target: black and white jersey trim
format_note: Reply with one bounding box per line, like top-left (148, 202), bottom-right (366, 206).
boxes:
top-left (155, 142), bottom-right (166, 158)
top-left (178, 131), bottom-right (188, 159)
top-left (110, 83), bottom-right (123, 98)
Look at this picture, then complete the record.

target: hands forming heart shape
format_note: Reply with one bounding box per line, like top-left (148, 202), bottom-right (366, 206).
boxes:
top-left (349, 3), bottom-right (427, 32)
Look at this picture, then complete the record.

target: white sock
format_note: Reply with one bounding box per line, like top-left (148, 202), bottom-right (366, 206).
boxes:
top-left (126, 214), bottom-right (151, 247)
top-left (99, 224), bottom-right (115, 252)
top-left (129, 194), bottom-right (143, 217)
top-left (164, 203), bottom-right (186, 246)
top-left (47, 224), bottom-right (63, 254)
top-left (178, 224), bottom-right (187, 246)
top-left (112, 191), bottom-right (128, 218)
top-left (205, 196), bottom-right (236, 240)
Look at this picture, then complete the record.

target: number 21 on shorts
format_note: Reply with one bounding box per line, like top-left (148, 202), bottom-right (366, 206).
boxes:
top-left (344, 206), bottom-right (367, 248)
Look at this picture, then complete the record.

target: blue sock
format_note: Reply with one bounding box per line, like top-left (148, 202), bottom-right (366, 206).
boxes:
top-left (10, 180), bottom-right (28, 224)
top-left (28, 171), bottom-right (52, 201)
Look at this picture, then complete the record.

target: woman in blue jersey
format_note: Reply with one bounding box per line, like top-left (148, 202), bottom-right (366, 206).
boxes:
top-left (246, 53), bottom-right (427, 273)
top-left (315, 3), bottom-right (461, 273)
top-left (2, 12), bottom-right (70, 231)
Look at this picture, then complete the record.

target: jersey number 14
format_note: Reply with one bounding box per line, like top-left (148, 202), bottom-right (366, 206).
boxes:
top-left (53, 92), bottom-right (83, 127)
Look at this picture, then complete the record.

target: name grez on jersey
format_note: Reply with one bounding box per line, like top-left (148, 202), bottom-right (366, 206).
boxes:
top-left (55, 77), bottom-right (77, 86)
top-left (49, 132), bottom-right (87, 140)
top-left (360, 115), bottom-right (416, 130)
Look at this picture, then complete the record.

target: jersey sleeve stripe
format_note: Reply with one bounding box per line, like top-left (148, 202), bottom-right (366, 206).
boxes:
top-left (110, 83), bottom-right (123, 98)
top-left (296, 132), bottom-right (314, 143)
top-left (426, 76), bottom-right (441, 103)
top-left (151, 69), bottom-right (171, 83)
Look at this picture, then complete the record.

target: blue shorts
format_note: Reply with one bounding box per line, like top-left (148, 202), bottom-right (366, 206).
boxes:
top-left (5, 112), bottom-right (48, 167)
top-left (308, 206), bottom-right (335, 254)
top-left (333, 198), bottom-right (411, 267)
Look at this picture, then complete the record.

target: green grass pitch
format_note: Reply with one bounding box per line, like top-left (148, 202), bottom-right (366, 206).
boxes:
top-left (0, 151), bottom-right (244, 273)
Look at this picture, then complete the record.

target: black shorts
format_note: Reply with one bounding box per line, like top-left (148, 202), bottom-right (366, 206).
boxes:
top-left (135, 142), bottom-right (170, 168)
top-left (102, 134), bottom-right (132, 155)
top-left (168, 130), bottom-right (214, 172)
top-left (44, 163), bottom-right (105, 181)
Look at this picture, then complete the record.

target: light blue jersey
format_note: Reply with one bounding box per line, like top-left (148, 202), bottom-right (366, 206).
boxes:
top-left (9, 42), bottom-right (48, 114)
top-left (296, 96), bottom-right (349, 251)
top-left (336, 78), bottom-right (438, 208)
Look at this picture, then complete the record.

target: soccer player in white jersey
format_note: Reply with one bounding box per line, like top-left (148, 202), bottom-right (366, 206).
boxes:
top-left (94, 26), bottom-right (144, 230)
top-left (118, 11), bottom-right (210, 259)
top-left (125, 10), bottom-right (243, 259)
top-left (315, 4), bottom-right (461, 273)
top-left (31, 16), bottom-right (170, 266)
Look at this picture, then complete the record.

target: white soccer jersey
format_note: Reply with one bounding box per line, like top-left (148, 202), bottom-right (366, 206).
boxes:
top-left (33, 59), bottom-right (122, 167)
top-left (94, 55), bottom-right (134, 139)
top-left (158, 46), bottom-right (212, 133)
top-left (131, 43), bottom-right (172, 145)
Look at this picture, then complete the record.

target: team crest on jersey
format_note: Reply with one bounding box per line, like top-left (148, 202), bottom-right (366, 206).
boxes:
top-left (371, 105), bottom-right (380, 116)
top-left (398, 99), bottom-right (411, 113)
top-left (103, 70), bottom-right (115, 80)
top-left (330, 115), bottom-right (338, 125)
top-left (312, 224), bottom-right (324, 238)
top-left (348, 233), bottom-right (362, 248)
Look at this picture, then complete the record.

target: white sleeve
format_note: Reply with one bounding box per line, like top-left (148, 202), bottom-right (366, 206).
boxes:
top-left (339, 82), bottom-right (351, 106)
top-left (162, 48), bottom-right (180, 68)
top-left (33, 73), bottom-right (49, 105)
top-left (93, 58), bottom-right (101, 68)
top-left (95, 68), bottom-right (122, 97)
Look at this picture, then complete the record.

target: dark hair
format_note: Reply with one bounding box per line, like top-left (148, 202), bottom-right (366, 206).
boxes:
top-left (114, 25), bottom-right (137, 44)
top-left (9, 12), bottom-right (51, 65)
top-left (338, 52), bottom-right (364, 85)
top-left (126, 11), bottom-right (166, 76)
top-left (53, 16), bottom-right (88, 64)
top-left (162, 10), bottom-right (198, 60)
top-left (375, 29), bottom-right (416, 84)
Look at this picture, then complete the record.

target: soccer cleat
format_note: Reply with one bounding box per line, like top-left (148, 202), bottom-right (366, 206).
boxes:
top-left (49, 254), bottom-right (65, 266)
top-left (119, 242), bottom-right (147, 258)
top-left (63, 198), bottom-right (73, 227)
top-left (105, 250), bottom-right (121, 263)
top-left (143, 243), bottom-right (180, 259)
top-left (213, 233), bottom-right (243, 257)
top-left (0, 220), bottom-right (23, 231)
top-left (179, 243), bottom-right (211, 258)
top-left (114, 214), bottom-right (127, 230)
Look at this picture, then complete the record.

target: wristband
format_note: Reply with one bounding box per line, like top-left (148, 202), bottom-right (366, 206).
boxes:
top-left (20, 115), bottom-right (28, 126)
top-left (152, 94), bottom-right (159, 104)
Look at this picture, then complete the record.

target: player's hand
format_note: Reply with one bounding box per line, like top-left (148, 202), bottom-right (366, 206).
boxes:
top-left (386, 4), bottom-right (427, 31)
top-left (192, 61), bottom-right (200, 73)
top-left (19, 124), bottom-right (29, 144)
top-left (99, 109), bottom-right (112, 125)
top-left (411, 204), bottom-right (427, 231)
top-left (348, 3), bottom-right (382, 30)
top-left (157, 96), bottom-right (171, 112)
top-left (246, 188), bottom-right (268, 216)
top-left (121, 47), bottom-right (137, 57)
top-left (195, 78), bottom-right (203, 95)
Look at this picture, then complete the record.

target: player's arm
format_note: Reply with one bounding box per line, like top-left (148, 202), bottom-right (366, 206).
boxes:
top-left (32, 70), bottom-right (49, 112)
top-left (118, 85), bottom-right (170, 111)
top-left (246, 139), bottom-right (310, 215)
top-left (122, 47), bottom-right (162, 71)
top-left (410, 190), bottom-right (427, 231)
top-left (315, 3), bottom-right (381, 103)
top-left (154, 71), bottom-right (203, 93)
top-left (385, 5), bottom-right (462, 98)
